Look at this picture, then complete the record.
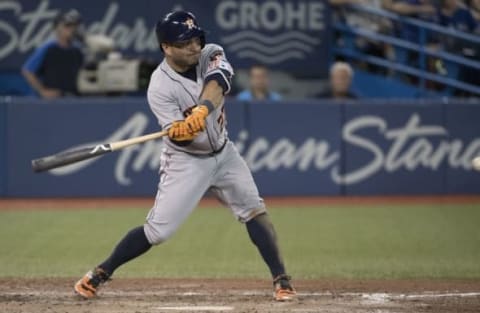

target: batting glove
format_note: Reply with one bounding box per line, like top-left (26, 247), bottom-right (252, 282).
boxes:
top-left (168, 121), bottom-right (198, 141)
top-left (185, 105), bottom-right (209, 133)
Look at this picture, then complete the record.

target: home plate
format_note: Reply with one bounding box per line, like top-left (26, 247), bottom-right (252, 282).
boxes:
top-left (155, 306), bottom-right (234, 311)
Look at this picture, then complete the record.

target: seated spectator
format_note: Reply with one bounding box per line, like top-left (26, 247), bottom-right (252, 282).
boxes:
top-left (438, 0), bottom-right (478, 57)
top-left (439, 0), bottom-right (477, 33)
top-left (388, 0), bottom-right (436, 16)
top-left (22, 9), bottom-right (84, 99)
top-left (469, 0), bottom-right (480, 25)
top-left (387, 0), bottom-right (437, 43)
top-left (385, 0), bottom-right (437, 84)
top-left (438, 0), bottom-right (479, 95)
top-left (317, 62), bottom-right (358, 99)
top-left (236, 64), bottom-right (282, 101)
top-left (329, 0), bottom-right (392, 75)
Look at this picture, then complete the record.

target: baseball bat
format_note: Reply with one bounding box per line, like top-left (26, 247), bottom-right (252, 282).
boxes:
top-left (31, 129), bottom-right (168, 173)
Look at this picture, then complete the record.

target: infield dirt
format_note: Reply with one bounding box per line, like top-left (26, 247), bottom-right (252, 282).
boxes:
top-left (1, 278), bottom-right (480, 313)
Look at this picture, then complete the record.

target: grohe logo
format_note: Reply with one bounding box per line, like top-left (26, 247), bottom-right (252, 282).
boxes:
top-left (215, 0), bottom-right (325, 64)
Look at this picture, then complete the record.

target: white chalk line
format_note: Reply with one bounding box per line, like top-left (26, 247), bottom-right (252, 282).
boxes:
top-left (154, 306), bottom-right (234, 311)
top-left (2, 290), bottom-right (480, 300)
top-left (398, 292), bottom-right (480, 299)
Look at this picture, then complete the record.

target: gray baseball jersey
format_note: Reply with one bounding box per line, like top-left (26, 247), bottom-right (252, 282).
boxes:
top-left (148, 44), bottom-right (230, 155)
top-left (143, 44), bottom-right (266, 245)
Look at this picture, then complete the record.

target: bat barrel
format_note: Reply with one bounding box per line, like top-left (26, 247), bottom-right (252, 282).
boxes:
top-left (31, 144), bottom-right (112, 172)
top-left (31, 130), bottom-right (168, 173)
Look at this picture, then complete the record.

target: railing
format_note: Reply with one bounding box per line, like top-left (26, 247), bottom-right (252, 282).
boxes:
top-left (333, 4), bottom-right (480, 96)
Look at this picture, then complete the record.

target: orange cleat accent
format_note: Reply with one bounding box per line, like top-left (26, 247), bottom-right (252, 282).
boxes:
top-left (74, 267), bottom-right (110, 299)
top-left (273, 274), bottom-right (296, 301)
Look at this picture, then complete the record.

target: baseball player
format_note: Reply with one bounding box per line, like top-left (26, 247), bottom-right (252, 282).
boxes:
top-left (74, 11), bottom-right (296, 301)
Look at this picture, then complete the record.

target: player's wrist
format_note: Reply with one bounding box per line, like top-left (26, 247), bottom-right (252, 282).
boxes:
top-left (198, 99), bottom-right (215, 115)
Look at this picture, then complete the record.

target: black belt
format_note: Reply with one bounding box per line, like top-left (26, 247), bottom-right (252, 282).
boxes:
top-left (181, 140), bottom-right (228, 158)
top-left (208, 140), bottom-right (227, 156)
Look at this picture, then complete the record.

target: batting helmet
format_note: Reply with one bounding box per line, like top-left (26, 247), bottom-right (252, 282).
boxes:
top-left (155, 11), bottom-right (206, 52)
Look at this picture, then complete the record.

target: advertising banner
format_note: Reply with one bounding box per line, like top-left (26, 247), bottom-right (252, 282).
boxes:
top-left (0, 0), bottom-right (330, 78)
top-left (2, 98), bottom-right (480, 197)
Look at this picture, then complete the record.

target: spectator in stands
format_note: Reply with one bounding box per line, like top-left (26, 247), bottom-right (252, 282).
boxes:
top-left (384, 0), bottom-right (437, 84)
top-left (469, 0), bottom-right (480, 25)
top-left (22, 9), bottom-right (84, 99)
top-left (437, 0), bottom-right (478, 57)
top-left (329, 0), bottom-right (392, 74)
top-left (439, 0), bottom-right (477, 32)
top-left (438, 0), bottom-right (479, 95)
top-left (236, 64), bottom-right (282, 101)
top-left (387, 0), bottom-right (437, 43)
top-left (385, 0), bottom-right (436, 45)
top-left (317, 62), bottom-right (358, 99)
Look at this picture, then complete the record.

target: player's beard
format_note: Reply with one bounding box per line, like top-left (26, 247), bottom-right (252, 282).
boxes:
top-left (171, 53), bottom-right (200, 72)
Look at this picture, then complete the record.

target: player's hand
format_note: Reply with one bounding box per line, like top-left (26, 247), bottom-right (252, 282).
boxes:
top-left (40, 88), bottom-right (62, 99)
top-left (185, 105), bottom-right (209, 133)
top-left (168, 121), bottom-right (198, 141)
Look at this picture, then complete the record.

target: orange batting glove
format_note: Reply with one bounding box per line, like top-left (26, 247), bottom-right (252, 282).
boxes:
top-left (168, 121), bottom-right (198, 141)
top-left (185, 105), bottom-right (209, 133)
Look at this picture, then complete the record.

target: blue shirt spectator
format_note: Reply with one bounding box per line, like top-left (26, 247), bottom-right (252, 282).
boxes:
top-left (438, 0), bottom-right (478, 55)
top-left (236, 90), bottom-right (282, 101)
top-left (439, 0), bottom-right (477, 32)
top-left (236, 64), bottom-right (282, 101)
top-left (469, 0), bottom-right (480, 28)
top-left (389, 0), bottom-right (437, 43)
top-left (22, 9), bottom-right (84, 99)
top-left (439, 0), bottom-right (479, 95)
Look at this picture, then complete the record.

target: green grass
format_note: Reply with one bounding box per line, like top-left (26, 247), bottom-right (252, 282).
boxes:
top-left (0, 204), bottom-right (479, 279)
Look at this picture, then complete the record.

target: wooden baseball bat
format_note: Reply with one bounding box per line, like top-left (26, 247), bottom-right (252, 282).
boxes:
top-left (31, 130), bottom-right (168, 173)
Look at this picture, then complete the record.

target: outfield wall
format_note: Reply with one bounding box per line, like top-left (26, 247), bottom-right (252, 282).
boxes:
top-left (1, 97), bottom-right (479, 197)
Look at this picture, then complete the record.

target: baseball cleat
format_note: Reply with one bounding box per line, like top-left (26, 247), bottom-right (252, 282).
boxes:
top-left (74, 267), bottom-right (110, 299)
top-left (273, 274), bottom-right (296, 301)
